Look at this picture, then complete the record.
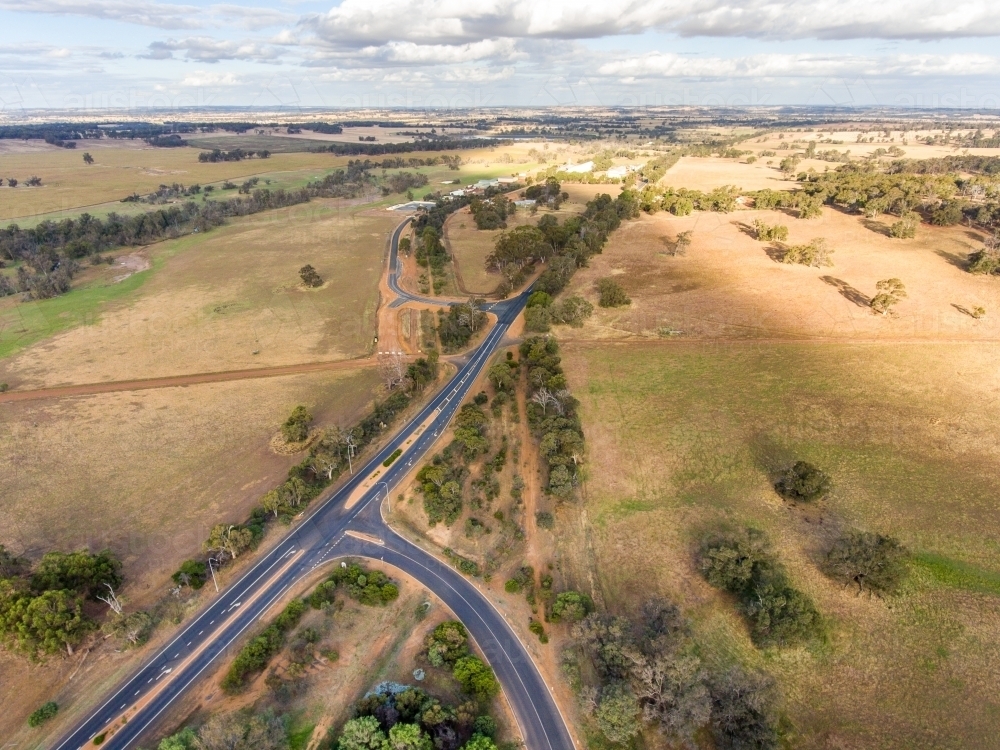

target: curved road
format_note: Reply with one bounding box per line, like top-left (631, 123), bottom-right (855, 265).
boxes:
top-left (53, 219), bottom-right (573, 750)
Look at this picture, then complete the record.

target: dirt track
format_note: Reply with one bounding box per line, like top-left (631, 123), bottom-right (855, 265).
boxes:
top-left (0, 358), bottom-right (378, 403)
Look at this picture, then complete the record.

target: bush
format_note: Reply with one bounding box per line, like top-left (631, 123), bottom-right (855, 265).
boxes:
top-left (28, 701), bottom-right (58, 727)
top-left (597, 277), bottom-right (630, 307)
top-left (172, 559), bottom-right (208, 589)
top-left (824, 530), bottom-right (907, 594)
top-left (299, 264), bottom-right (323, 287)
top-left (778, 238), bottom-right (833, 267)
top-left (281, 405), bottom-right (312, 443)
top-left (221, 599), bottom-right (306, 692)
top-left (550, 591), bottom-right (593, 623)
top-left (453, 656), bottom-right (500, 702)
top-left (424, 620), bottom-right (469, 667)
top-left (328, 563), bottom-right (400, 606)
top-left (535, 512), bottom-right (554, 530)
top-left (700, 528), bottom-right (823, 647)
top-left (774, 461), bottom-right (831, 502)
top-left (383, 449), bottom-right (403, 467)
top-left (751, 220), bottom-right (788, 242)
top-left (709, 667), bottom-right (780, 750)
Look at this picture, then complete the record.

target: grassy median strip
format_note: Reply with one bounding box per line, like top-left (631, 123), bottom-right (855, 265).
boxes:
top-left (382, 448), bottom-right (403, 467)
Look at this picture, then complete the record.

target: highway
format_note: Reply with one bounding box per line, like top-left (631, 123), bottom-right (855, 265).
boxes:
top-left (52, 218), bottom-right (574, 750)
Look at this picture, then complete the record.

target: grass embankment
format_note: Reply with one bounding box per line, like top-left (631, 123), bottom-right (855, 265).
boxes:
top-left (563, 340), bottom-right (1000, 748)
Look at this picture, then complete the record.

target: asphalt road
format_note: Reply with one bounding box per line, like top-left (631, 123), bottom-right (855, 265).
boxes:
top-left (52, 220), bottom-right (573, 750)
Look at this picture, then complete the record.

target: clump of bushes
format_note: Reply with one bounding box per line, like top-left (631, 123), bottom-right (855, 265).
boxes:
top-left (773, 461), bottom-right (831, 502)
top-left (596, 277), bottom-right (631, 307)
top-left (317, 562), bottom-right (400, 607)
top-left (28, 701), bottom-right (58, 728)
top-left (824, 529), bottom-right (908, 594)
top-left (221, 599), bottom-right (305, 693)
top-left (777, 238), bottom-right (833, 267)
top-left (751, 219), bottom-right (788, 241)
top-left (281, 405), bottom-right (313, 443)
top-left (699, 528), bottom-right (823, 647)
top-left (299, 264), bottom-right (323, 287)
top-left (550, 590), bottom-right (594, 623)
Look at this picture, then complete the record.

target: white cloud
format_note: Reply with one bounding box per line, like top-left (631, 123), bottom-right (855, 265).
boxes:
top-left (211, 4), bottom-right (297, 31)
top-left (306, 0), bottom-right (1000, 44)
top-left (143, 37), bottom-right (283, 63)
top-left (360, 39), bottom-right (521, 64)
top-left (598, 52), bottom-right (1000, 79)
top-left (0, 0), bottom-right (201, 29)
top-left (180, 70), bottom-right (241, 86)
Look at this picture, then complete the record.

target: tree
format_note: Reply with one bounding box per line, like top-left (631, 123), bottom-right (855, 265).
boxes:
top-left (750, 221), bottom-right (787, 242)
top-left (31, 549), bottom-right (123, 599)
top-left (487, 362), bottom-right (513, 392)
top-left (871, 278), bottom-right (906, 315)
top-left (551, 296), bottom-right (593, 327)
top-left (597, 277), bottom-right (630, 307)
top-left (7, 589), bottom-right (89, 655)
top-left (673, 228), bottom-right (695, 253)
top-left (379, 351), bottom-right (409, 391)
top-left (486, 226), bottom-right (546, 278)
top-left (172, 560), bottom-right (208, 590)
top-left (158, 727), bottom-right (197, 750)
top-left (26, 176), bottom-right (42, 186)
top-left (708, 667), bottom-right (780, 750)
top-left (779, 238), bottom-right (832, 267)
top-left (888, 211), bottom-right (918, 239)
top-left (197, 710), bottom-right (287, 750)
top-left (824, 530), bottom-right (907, 594)
top-left (7, 178), bottom-right (16, 188)
top-left (699, 528), bottom-right (772, 593)
top-left (300, 264), bottom-right (324, 287)
top-left (461, 735), bottom-right (497, 750)
top-left (631, 648), bottom-right (710, 747)
top-left (550, 590), bottom-right (593, 623)
top-left (206, 524), bottom-right (253, 561)
top-left (773, 461), bottom-right (831, 502)
top-left (388, 723), bottom-right (432, 750)
top-left (425, 620), bottom-right (469, 667)
top-left (281, 405), bottom-right (313, 442)
top-left (594, 682), bottom-right (641, 744)
top-left (452, 656), bottom-right (500, 702)
top-left (82, 152), bottom-right (94, 165)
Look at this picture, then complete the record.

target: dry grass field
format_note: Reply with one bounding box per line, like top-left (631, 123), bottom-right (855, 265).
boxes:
top-left (0, 140), bottom-right (361, 221)
top-left (560, 206), bottom-right (1000, 342)
top-left (0, 201), bottom-right (396, 386)
top-left (561, 341), bottom-right (1000, 749)
top-left (0, 366), bottom-right (380, 740)
top-left (536, 161), bottom-right (1000, 746)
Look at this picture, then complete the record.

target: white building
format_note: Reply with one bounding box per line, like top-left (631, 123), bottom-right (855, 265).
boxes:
top-left (560, 161), bottom-right (594, 174)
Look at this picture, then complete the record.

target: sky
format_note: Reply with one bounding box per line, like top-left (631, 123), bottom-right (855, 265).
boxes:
top-left (2, 0), bottom-right (1000, 112)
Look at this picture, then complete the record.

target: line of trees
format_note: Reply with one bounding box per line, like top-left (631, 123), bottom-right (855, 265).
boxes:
top-left (172, 354), bottom-right (439, 588)
top-left (198, 148), bottom-right (271, 162)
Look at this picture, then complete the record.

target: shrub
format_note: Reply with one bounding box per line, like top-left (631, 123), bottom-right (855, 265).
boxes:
top-left (383, 449), bottom-right (403, 467)
top-left (597, 277), bottom-right (630, 307)
top-left (424, 621), bottom-right (469, 667)
top-left (824, 530), bottom-right (908, 594)
top-left (299, 264), bottom-right (324, 287)
top-left (453, 656), bottom-right (500, 702)
top-left (222, 599), bottom-right (306, 692)
top-left (709, 667), bottom-right (780, 750)
top-left (281, 405), bottom-right (312, 443)
top-left (550, 591), bottom-right (594, 623)
top-left (28, 701), bottom-right (58, 727)
top-left (172, 559), bottom-right (208, 589)
top-left (699, 528), bottom-right (823, 647)
top-left (751, 220), bottom-right (788, 242)
top-left (773, 461), bottom-right (831, 502)
top-left (535, 512), bottom-right (554, 530)
top-left (778, 238), bottom-right (832, 267)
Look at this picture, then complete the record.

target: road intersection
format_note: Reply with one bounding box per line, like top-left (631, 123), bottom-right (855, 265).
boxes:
top-left (52, 219), bottom-right (573, 750)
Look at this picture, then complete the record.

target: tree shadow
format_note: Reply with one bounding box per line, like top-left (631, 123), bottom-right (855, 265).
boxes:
top-left (860, 218), bottom-right (891, 237)
top-left (732, 220), bottom-right (757, 238)
top-left (935, 248), bottom-right (969, 271)
top-left (821, 275), bottom-right (870, 308)
top-left (952, 303), bottom-right (979, 318)
top-left (763, 243), bottom-right (786, 262)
